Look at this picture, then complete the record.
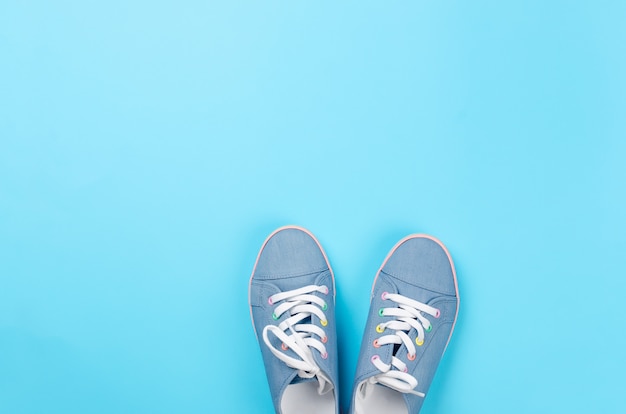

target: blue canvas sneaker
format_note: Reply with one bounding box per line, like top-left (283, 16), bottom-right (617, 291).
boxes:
top-left (350, 235), bottom-right (459, 414)
top-left (249, 226), bottom-right (339, 414)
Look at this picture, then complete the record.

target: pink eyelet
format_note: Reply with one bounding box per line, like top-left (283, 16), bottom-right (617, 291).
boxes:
top-left (281, 343), bottom-right (288, 351)
top-left (321, 352), bottom-right (328, 359)
top-left (321, 336), bottom-right (328, 344)
top-left (435, 309), bottom-right (441, 318)
top-left (268, 297), bottom-right (274, 305)
top-left (381, 291), bottom-right (388, 300)
top-left (373, 339), bottom-right (381, 348)
top-left (322, 286), bottom-right (329, 295)
top-left (371, 355), bottom-right (380, 363)
top-left (403, 366), bottom-right (408, 373)
top-left (407, 353), bottom-right (416, 361)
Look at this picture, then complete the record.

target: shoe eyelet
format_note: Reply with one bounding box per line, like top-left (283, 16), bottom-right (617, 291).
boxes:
top-left (371, 355), bottom-right (380, 364)
top-left (425, 324), bottom-right (432, 332)
top-left (281, 343), bottom-right (288, 351)
top-left (321, 352), bottom-right (328, 359)
top-left (321, 336), bottom-right (328, 344)
top-left (272, 312), bottom-right (279, 320)
top-left (322, 286), bottom-right (329, 295)
top-left (378, 308), bottom-right (385, 317)
top-left (268, 297), bottom-right (274, 305)
top-left (435, 309), bottom-right (441, 318)
top-left (322, 302), bottom-right (328, 311)
top-left (407, 353), bottom-right (416, 361)
top-left (415, 338), bottom-right (424, 346)
top-left (373, 339), bottom-right (381, 348)
top-left (376, 324), bottom-right (384, 333)
top-left (381, 291), bottom-right (388, 300)
top-left (320, 319), bottom-right (328, 327)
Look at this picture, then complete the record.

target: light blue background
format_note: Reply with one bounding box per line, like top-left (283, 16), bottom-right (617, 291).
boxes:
top-left (1, 1), bottom-right (625, 413)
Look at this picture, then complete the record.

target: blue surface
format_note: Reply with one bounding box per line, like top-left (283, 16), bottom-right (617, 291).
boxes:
top-left (1, 1), bottom-right (625, 413)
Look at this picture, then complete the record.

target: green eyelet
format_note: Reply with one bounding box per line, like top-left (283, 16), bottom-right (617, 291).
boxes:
top-left (322, 303), bottom-right (328, 311)
top-left (272, 313), bottom-right (279, 320)
top-left (378, 308), bottom-right (385, 317)
top-left (425, 325), bottom-right (432, 332)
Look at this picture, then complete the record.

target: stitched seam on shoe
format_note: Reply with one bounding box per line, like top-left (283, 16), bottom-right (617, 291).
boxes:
top-left (250, 281), bottom-right (279, 308)
top-left (380, 270), bottom-right (456, 296)
top-left (427, 297), bottom-right (457, 323)
top-left (254, 266), bottom-right (329, 280)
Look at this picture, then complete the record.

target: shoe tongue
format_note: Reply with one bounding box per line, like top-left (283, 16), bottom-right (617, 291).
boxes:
top-left (392, 343), bottom-right (402, 356)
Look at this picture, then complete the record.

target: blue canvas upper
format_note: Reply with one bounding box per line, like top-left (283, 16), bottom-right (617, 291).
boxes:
top-left (250, 226), bottom-right (339, 414)
top-left (350, 235), bottom-right (459, 414)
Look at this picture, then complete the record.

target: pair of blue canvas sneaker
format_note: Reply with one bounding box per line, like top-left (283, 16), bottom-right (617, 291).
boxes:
top-left (249, 226), bottom-right (459, 414)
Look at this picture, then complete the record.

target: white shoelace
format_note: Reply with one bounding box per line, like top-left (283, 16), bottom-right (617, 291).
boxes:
top-left (262, 284), bottom-right (332, 395)
top-left (367, 292), bottom-right (440, 397)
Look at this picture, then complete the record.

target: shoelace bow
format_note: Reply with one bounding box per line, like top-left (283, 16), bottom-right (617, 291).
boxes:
top-left (368, 292), bottom-right (440, 397)
top-left (262, 284), bottom-right (332, 394)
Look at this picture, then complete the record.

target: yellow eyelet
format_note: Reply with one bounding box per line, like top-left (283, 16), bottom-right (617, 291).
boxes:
top-left (376, 324), bottom-right (384, 333)
top-left (321, 319), bottom-right (328, 327)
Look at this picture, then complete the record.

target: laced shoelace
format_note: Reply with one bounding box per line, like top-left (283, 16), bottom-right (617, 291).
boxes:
top-left (262, 284), bottom-right (332, 394)
top-left (367, 291), bottom-right (440, 398)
